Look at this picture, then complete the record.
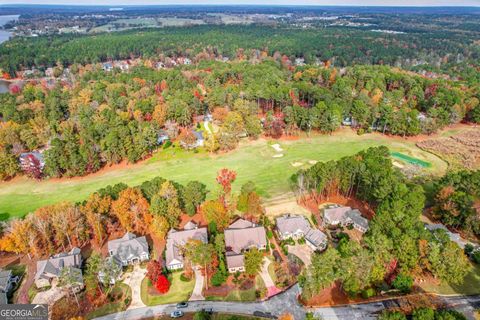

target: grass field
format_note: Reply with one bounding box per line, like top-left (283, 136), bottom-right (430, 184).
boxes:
top-left (419, 264), bottom-right (480, 296)
top-left (0, 129), bottom-right (446, 219)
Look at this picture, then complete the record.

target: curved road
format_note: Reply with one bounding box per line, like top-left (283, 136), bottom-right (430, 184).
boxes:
top-left (95, 285), bottom-right (480, 320)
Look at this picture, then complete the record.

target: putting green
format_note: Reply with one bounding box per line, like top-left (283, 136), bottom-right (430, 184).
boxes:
top-left (0, 130), bottom-right (446, 219)
top-left (390, 151), bottom-right (432, 168)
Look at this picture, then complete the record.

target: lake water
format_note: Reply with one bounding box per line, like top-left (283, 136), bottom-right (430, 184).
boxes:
top-left (0, 15), bottom-right (19, 44)
top-left (0, 80), bottom-right (10, 94)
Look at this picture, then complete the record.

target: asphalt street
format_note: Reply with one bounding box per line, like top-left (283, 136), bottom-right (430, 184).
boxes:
top-left (95, 284), bottom-right (480, 320)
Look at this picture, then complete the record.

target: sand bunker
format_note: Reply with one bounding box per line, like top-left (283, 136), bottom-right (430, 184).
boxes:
top-left (272, 154), bottom-right (284, 158)
top-left (271, 144), bottom-right (283, 152)
top-left (291, 162), bottom-right (304, 167)
top-left (392, 161), bottom-right (405, 168)
top-left (308, 160), bottom-right (318, 165)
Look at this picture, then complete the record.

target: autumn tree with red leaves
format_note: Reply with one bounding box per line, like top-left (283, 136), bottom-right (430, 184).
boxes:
top-left (155, 274), bottom-right (170, 294)
top-left (146, 260), bottom-right (163, 283)
top-left (216, 168), bottom-right (236, 202)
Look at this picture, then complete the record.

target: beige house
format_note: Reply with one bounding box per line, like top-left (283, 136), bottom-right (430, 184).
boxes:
top-left (165, 222), bottom-right (208, 270)
top-left (276, 214), bottom-right (328, 251)
top-left (224, 219), bottom-right (267, 273)
top-left (323, 206), bottom-right (369, 233)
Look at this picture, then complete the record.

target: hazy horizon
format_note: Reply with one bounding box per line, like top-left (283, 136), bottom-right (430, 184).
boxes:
top-left (1, 1), bottom-right (479, 7)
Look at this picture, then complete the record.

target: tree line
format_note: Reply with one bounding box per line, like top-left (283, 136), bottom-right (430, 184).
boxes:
top-left (1, 60), bottom-right (478, 180)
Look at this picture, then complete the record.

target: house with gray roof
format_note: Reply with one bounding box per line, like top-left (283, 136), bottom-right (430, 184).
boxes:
top-left (165, 224), bottom-right (208, 270)
top-left (0, 269), bottom-right (19, 304)
top-left (276, 215), bottom-right (327, 251)
top-left (323, 206), bottom-right (369, 233)
top-left (224, 219), bottom-right (267, 273)
top-left (108, 232), bottom-right (149, 267)
top-left (35, 247), bottom-right (83, 288)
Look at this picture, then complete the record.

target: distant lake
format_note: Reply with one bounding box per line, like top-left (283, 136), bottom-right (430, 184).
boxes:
top-left (0, 80), bottom-right (10, 94)
top-left (0, 15), bottom-right (19, 44)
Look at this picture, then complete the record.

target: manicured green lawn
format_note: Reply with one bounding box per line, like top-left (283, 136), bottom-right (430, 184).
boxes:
top-left (0, 130), bottom-right (446, 219)
top-left (419, 263), bottom-right (480, 295)
top-left (141, 272), bottom-right (194, 306)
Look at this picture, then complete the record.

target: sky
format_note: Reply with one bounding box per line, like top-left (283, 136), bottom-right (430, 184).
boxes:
top-left (1, 0), bottom-right (479, 6)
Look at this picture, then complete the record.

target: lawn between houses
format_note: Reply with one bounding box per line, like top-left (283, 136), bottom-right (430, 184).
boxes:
top-left (141, 272), bottom-right (194, 306)
top-left (0, 129), bottom-right (446, 219)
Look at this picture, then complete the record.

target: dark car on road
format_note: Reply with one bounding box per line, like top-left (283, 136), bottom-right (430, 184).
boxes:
top-left (176, 302), bottom-right (188, 308)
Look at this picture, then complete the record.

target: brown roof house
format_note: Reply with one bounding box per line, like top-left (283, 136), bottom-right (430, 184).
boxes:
top-left (165, 221), bottom-right (208, 271)
top-left (108, 232), bottom-right (150, 266)
top-left (224, 219), bottom-right (267, 273)
top-left (276, 214), bottom-right (327, 251)
top-left (323, 205), bottom-right (369, 233)
top-left (35, 247), bottom-right (83, 289)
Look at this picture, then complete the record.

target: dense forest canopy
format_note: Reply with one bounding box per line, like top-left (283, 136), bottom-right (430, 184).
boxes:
top-left (293, 147), bottom-right (471, 299)
top-left (1, 59), bottom-right (478, 180)
top-left (1, 23), bottom-right (479, 84)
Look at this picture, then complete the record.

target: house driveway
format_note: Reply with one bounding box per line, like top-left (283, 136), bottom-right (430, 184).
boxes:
top-left (189, 268), bottom-right (205, 301)
top-left (124, 265), bottom-right (147, 309)
top-left (287, 244), bottom-right (313, 267)
top-left (259, 257), bottom-right (281, 298)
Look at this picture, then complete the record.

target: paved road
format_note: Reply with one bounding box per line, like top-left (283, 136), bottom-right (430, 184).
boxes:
top-left (311, 295), bottom-right (480, 320)
top-left (95, 284), bottom-right (480, 320)
top-left (96, 285), bottom-right (304, 320)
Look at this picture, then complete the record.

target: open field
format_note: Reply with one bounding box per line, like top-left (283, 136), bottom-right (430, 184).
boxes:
top-left (417, 127), bottom-right (480, 170)
top-left (419, 263), bottom-right (480, 296)
top-left (0, 129), bottom-right (447, 219)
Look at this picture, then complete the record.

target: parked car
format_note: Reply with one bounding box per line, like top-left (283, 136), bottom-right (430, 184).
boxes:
top-left (170, 310), bottom-right (184, 318)
top-left (176, 302), bottom-right (188, 308)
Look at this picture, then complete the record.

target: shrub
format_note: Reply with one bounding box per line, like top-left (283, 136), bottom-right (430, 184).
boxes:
top-left (378, 311), bottom-right (407, 320)
top-left (412, 307), bottom-right (435, 320)
top-left (193, 310), bottom-right (211, 320)
top-left (361, 287), bottom-right (376, 299)
top-left (162, 140), bottom-right (172, 149)
top-left (472, 251), bottom-right (480, 264)
top-left (464, 243), bottom-right (474, 256)
top-left (434, 310), bottom-right (467, 320)
top-left (180, 273), bottom-right (191, 282)
top-left (266, 230), bottom-right (274, 239)
top-left (392, 273), bottom-right (413, 293)
top-left (211, 270), bottom-right (227, 287)
top-left (297, 237), bottom-right (306, 245)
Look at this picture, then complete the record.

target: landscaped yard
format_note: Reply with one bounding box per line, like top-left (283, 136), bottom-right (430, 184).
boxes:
top-left (419, 263), bottom-right (480, 295)
top-left (206, 276), bottom-right (266, 302)
top-left (0, 129), bottom-right (447, 219)
top-left (140, 272), bottom-right (194, 306)
top-left (86, 283), bottom-right (132, 319)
